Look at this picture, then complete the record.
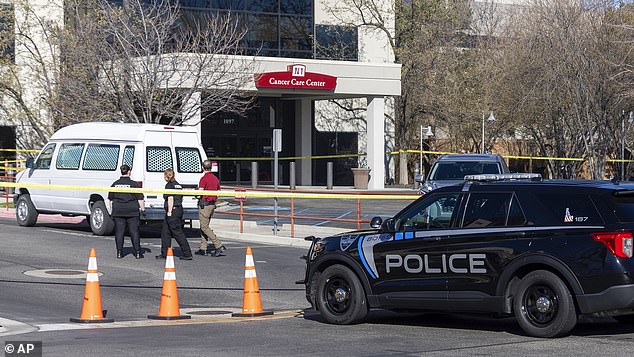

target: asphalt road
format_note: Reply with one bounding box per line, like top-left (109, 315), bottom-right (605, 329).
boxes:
top-left (1, 217), bottom-right (634, 356)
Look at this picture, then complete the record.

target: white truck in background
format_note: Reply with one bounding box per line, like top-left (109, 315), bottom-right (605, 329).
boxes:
top-left (13, 122), bottom-right (206, 235)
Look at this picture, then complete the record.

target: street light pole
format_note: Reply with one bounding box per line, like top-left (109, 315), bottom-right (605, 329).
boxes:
top-left (481, 112), bottom-right (495, 154)
top-left (481, 112), bottom-right (485, 154)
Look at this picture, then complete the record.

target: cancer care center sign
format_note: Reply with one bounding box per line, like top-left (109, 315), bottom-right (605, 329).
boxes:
top-left (255, 64), bottom-right (337, 91)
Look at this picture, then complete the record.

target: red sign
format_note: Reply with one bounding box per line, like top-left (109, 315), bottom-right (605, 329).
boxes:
top-left (234, 189), bottom-right (247, 202)
top-left (255, 64), bottom-right (337, 91)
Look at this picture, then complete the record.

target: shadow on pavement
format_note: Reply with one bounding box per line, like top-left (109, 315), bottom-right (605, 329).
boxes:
top-left (302, 308), bottom-right (634, 337)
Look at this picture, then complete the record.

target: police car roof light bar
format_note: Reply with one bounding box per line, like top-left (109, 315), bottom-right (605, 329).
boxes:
top-left (464, 173), bottom-right (542, 182)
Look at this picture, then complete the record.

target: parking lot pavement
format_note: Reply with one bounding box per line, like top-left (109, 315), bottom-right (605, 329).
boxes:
top-left (1, 217), bottom-right (634, 356)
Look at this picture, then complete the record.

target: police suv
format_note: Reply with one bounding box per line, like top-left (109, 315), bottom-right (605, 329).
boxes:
top-left (301, 174), bottom-right (634, 337)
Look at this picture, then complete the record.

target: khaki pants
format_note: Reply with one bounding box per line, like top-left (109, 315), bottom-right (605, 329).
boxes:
top-left (199, 204), bottom-right (221, 250)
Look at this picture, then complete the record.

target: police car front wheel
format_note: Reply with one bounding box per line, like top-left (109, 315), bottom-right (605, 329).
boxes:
top-left (315, 265), bottom-right (368, 325)
top-left (514, 270), bottom-right (577, 338)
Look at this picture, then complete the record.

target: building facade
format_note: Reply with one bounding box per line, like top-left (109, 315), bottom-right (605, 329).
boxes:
top-left (0, 0), bottom-right (401, 189)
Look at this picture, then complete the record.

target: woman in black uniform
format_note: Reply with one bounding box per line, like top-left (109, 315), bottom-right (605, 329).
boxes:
top-left (156, 168), bottom-right (193, 260)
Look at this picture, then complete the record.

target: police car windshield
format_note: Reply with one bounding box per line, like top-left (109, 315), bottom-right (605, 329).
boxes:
top-left (429, 161), bottom-right (501, 181)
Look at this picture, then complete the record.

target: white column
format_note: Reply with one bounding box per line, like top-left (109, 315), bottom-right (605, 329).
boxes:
top-left (367, 96), bottom-right (385, 190)
top-left (182, 92), bottom-right (202, 144)
top-left (295, 99), bottom-right (312, 186)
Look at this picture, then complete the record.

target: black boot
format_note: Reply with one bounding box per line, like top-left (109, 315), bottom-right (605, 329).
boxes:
top-left (194, 249), bottom-right (207, 256)
top-left (117, 250), bottom-right (123, 259)
top-left (134, 251), bottom-right (144, 259)
top-left (211, 245), bottom-right (226, 257)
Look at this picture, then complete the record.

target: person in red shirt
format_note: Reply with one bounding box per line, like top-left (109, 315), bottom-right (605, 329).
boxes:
top-left (195, 160), bottom-right (225, 257)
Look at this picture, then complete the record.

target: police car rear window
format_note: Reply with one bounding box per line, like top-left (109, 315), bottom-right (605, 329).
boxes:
top-left (611, 195), bottom-right (634, 222)
top-left (535, 193), bottom-right (602, 225)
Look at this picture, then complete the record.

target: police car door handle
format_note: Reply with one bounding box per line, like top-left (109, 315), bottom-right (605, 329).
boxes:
top-left (503, 231), bottom-right (525, 237)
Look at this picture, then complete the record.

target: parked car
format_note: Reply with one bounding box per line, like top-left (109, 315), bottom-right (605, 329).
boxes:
top-left (13, 122), bottom-right (206, 235)
top-left (301, 174), bottom-right (634, 338)
top-left (416, 154), bottom-right (510, 193)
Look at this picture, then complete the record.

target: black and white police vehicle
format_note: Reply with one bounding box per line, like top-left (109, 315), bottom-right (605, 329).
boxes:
top-left (301, 174), bottom-right (634, 337)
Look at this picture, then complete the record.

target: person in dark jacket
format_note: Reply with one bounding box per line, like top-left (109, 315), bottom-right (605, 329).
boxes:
top-left (108, 164), bottom-right (145, 259)
top-left (156, 168), bottom-right (193, 260)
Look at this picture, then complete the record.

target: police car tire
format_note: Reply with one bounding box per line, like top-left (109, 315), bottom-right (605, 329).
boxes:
top-left (316, 265), bottom-right (368, 325)
top-left (90, 201), bottom-right (115, 236)
top-left (614, 314), bottom-right (634, 324)
top-left (16, 194), bottom-right (38, 227)
top-left (514, 270), bottom-right (577, 338)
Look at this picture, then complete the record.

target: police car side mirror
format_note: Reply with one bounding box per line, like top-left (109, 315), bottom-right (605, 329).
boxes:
top-left (414, 174), bottom-right (424, 183)
top-left (370, 216), bottom-right (383, 229)
top-left (26, 158), bottom-right (34, 169)
top-left (382, 218), bottom-right (396, 231)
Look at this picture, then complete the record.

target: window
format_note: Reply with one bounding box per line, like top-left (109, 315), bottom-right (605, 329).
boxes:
top-left (147, 147), bottom-right (173, 172)
top-left (176, 147), bottom-right (203, 173)
top-left (398, 193), bottom-right (461, 230)
top-left (462, 193), bottom-right (512, 228)
top-left (0, 4), bottom-right (14, 63)
top-left (507, 195), bottom-right (527, 226)
top-left (34, 144), bottom-right (56, 170)
top-left (56, 143), bottom-right (84, 170)
top-left (123, 146), bottom-right (135, 167)
top-left (316, 25), bottom-right (358, 61)
top-left (536, 193), bottom-right (603, 225)
top-left (429, 161), bottom-right (501, 180)
top-left (83, 144), bottom-right (120, 171)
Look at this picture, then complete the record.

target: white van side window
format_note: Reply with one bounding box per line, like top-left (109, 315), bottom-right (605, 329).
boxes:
top-left (83, 144), bottom-right (120, 171)
top-left (123, 146), bottom-right (135, 167)
top-left (34, 143), bottom-right (56, 169)
top-left (176, 147), bottom-right (202, 173)
top-left (147, 146), bottom-right (173, 172)
top-left (56, 143), bottom-right (84, 170)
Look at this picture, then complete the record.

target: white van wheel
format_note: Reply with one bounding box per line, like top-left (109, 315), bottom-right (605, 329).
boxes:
top-left (90, 201), bottom-right (114, 236)
top-left (16, 194), bottom-right (38, 227)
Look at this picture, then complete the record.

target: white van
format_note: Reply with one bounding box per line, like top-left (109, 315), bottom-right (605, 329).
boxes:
top-left (14, 122), bottom-right (206, 235)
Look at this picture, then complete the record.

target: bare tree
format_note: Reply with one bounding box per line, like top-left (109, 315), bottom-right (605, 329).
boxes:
top-left (60, 0), bottom-right (254, 125)
top-left (0, 0), bottom-right (254, 152)
top-left (492, 0), bottom-right (634, 179)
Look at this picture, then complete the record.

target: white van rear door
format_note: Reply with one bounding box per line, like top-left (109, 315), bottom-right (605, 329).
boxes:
top-left (172, 131), bottom-right (204, 209)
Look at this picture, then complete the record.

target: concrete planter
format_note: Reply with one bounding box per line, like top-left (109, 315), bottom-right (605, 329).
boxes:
top-left (351, 168), bottom-right (371, 190)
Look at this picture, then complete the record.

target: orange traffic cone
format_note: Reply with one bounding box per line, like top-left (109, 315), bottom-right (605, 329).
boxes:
top-left (70, 248), bottom-right (114, 323)
top-left (232, 247), bottom-right (273, 317)
top-left (148, 248), bottom-right (191, 320)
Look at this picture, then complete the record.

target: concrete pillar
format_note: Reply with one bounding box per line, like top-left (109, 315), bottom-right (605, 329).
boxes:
top-left (182, 92), bottom-right (202, 144)
top-left (295, 99), bottom-right (312, 186)
top-left (367, 96), bottom-right (386, 190)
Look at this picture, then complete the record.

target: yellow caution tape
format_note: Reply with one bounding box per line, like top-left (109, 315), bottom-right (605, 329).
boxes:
top-left (0, 159), bottom-right (26, 163)
top-left (0, 149), bottom-right (40, 153)
top-left (0, 181), bottom-right (421, 200)
top-left (0, 166), bottom-right (26, 171)
top-left (399, 149), bottom-right (634, 163)
top-left (208, 153), bottom-right (365, 161)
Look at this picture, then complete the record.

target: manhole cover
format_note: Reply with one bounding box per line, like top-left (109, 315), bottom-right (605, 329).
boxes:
top-left (187, 311), bottom-right (233, 316)
top-left (23, 269), bottom-right (103, 279)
